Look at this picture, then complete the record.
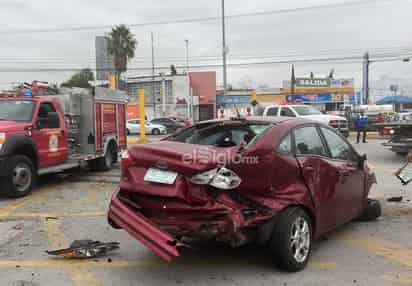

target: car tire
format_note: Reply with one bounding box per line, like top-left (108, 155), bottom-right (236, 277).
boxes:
top-left (126, 128), bottom-right (130, 135)
top-left (357, 199), bottom-right (381, 221)
top-left (2, 155), bottom-right (36, 198)
top-left (152, 128), bottom-right (160, 135)
top-left (95, 142), bottom-right (116, 172)
top-left (269, 207), bottom-right (312, 272)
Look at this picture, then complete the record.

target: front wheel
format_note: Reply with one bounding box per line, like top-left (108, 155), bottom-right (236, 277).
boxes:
top-left (269, 207), bottom-right (312, 272)
top-left (152, 128), bottom-right (160, 135)
top-left (1, 155), bottom-right (35, 198)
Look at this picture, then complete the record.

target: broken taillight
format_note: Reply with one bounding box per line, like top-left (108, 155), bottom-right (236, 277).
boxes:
top-left (190, 167), bottom-right (242, 190)
top-left (121, 150), bottom-right (133, 177)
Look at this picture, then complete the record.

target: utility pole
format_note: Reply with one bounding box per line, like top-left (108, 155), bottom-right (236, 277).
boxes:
top-left (362, 52), bottom-right (369, 105)
top-left (221, 0), bottom-right (227, 97)
top-left (151, 32), bottom-right (156, 117)
top-left (185, 39), bottom-right (192, 121)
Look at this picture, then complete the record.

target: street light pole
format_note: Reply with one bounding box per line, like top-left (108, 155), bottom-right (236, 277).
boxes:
top-left (151, 31), bottom-right (156, 117)
top-left (221, 0), bottom-right (227, 97)
top-left (185, 39), bottom-right (192, 121)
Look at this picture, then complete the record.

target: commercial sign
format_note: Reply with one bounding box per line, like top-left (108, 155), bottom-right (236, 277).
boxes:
top-left (285, 93), bottom-right (355, 104)
top-left (295, 78), bottom-right (331, 88)
top-left (283, 78), bottom-right (354, 89)
top-left (216, 95), bottom-right (250, 105)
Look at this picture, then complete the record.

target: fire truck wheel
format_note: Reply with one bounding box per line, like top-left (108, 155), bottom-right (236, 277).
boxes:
top-left (95, 142), bottom-right (117, 171)
top-left (2, 155), bottom-right (35, 198)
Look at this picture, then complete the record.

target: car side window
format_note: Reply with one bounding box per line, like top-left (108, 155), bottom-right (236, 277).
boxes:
top-left (37, 102), bottom-right (60, 129)
top-left (266, 107), bottom-right (279, 116)
top-left (294, 126), bottom-right (327, 156)
top-left (276, 133), bottom-right (292, 155)
top-left (321, 127), bottom-right (357, 161)
top-left (280, 107), bottom-right (295, 117)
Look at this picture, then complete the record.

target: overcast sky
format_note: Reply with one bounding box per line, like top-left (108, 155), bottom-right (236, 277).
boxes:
top-left (0, 0), bottom-right (412, 90)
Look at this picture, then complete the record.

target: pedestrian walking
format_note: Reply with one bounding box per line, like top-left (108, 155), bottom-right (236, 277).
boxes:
top-left (355, 111), bottom-right (368, 143)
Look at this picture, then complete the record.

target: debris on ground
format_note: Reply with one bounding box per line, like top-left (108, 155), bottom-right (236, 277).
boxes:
top-left (387, 196), bottom-right (403, 202)
top-left (46, 240), bottom-right (119, 258)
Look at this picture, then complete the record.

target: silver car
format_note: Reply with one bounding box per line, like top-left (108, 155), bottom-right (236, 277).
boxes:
top-left (126, 119), bottom-right (167, 135)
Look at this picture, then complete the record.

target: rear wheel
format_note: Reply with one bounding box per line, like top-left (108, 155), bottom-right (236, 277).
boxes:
top-left (94, 142), bottom-right (117, 172)
top-left (152, 128), bottom-right (160, 135)
top-left (126, 128), bottom-right (130, 135)
top-left (269, 207), bottom-right (312, 272)
top-left (1, 155), bottom-right (35, 198)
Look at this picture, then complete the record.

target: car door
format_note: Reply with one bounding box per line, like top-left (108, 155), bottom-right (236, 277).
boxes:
top-left (293, 125), bottom-right (344, 234)
top-left (31, 101), bottom-right (68, 167)
top-left (319, 127), bottom-right (366, 223)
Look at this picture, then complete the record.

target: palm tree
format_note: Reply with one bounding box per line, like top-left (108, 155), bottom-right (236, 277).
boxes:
top-left (107, 25), bottom-right (137, 88)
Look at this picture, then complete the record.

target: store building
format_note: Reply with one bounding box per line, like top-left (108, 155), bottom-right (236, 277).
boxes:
top-left (281, 78), bottom-right (357, 111)
top-left (126, 72), bottom-right (216, 121)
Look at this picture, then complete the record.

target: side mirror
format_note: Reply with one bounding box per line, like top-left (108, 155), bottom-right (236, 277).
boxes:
top-left (36, 119), bottom-right (42, 129)
top-left (359, 153), bottom-right (367, 168)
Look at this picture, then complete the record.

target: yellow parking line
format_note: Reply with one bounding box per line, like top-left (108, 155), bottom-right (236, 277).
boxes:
top-left (368, 163), bottom-right (398, 174)
top-left (0, 186), bottom-right (55, 216)
top-left (0, 211), bottom-right (106, 218)
top-left (382, 273), bottom-right (412, 285)
top-left (0, 259), bottom-right (336, 269)
top-left (45, 219), bottom-right (102, 286)
top-left (341, 234), bottom-right (412, 268)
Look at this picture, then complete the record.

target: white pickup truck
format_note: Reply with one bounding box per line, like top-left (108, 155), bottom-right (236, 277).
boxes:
top-left (257, 104), bottom-right (349, 137)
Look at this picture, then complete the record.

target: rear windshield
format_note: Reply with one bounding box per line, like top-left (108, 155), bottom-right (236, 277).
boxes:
top-left (0, 100), bottom-right (35, 122)
top-left (167, 121), bottom-right (272, 147)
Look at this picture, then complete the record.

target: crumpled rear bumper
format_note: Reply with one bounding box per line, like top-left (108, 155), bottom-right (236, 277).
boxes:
top-left (108, 188), bottom-right (186, 261)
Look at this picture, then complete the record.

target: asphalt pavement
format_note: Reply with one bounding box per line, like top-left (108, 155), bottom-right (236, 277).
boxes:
top-left (0, 137), bottom-right (411, 286)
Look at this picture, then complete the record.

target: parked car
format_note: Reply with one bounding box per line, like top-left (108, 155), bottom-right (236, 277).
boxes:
top-left (108, 117), bottom-right (379, 271)
top-left (126, 119), bottom-right (167, 135)
top-left (168, 116), bottom-right (192, 127)
top-left (150, 117), bottom-right (186, 133)
top-left (258, 105), bottom-right (349, 137)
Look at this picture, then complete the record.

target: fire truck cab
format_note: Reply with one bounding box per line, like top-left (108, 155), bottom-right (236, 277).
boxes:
top-left (0, 87), bottom-right (127, 197)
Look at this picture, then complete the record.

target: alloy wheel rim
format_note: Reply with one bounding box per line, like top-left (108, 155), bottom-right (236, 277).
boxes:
top-left (13, 163), bottom-right (32, 192)
top-left (290, 217), bottom-right (310, 263)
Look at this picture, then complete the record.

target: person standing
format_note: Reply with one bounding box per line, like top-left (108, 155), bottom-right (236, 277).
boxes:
top-left (355, 111), bottom-right (368, 143)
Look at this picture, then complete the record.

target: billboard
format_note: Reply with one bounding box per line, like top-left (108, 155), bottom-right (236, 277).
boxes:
top-left (285, 93), bottom-right (355, 104)
top-left (295, 78), bottom-right (331, 88)
top-left (95, 36), bottom-right (115, 81)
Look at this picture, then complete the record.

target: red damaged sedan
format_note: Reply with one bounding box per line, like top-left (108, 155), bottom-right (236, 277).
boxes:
top-left (108, 116), bottom-right (380, 271)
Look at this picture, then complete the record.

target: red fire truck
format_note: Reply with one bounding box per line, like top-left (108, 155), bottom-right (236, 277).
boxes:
top-left (0, 87), bottom-right (127, 197)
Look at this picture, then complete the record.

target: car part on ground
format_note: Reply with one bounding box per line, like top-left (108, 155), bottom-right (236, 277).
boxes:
top-left (46, 240), bottom-right (120, 258)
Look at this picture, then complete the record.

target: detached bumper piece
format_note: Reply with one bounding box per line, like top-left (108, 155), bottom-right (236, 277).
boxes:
top-left (46, 240), bottom-right (119, 258)
top-left (108, 188), bottom-right (186, 262)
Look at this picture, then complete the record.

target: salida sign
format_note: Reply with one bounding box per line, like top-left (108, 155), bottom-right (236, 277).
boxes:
top-left (295, 78), bottom-right (331, 88)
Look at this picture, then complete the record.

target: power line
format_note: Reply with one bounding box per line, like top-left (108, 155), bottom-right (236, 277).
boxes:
top-left (0, 0), bottom-right (398, 35)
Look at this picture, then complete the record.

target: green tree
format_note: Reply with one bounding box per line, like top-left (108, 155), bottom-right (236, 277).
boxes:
top-left (107, 24), bottom-right (137, 87)
top-left (61, 68), bottom-right (94, 88)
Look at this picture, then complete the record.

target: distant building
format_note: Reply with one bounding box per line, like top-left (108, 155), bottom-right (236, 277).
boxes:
top-left (126, 72), bottom-right (216, 121)
top-left (95, 36), bottom-right (115, 81)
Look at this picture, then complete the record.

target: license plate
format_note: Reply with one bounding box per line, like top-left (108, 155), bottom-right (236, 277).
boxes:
top-left (144, 168), bottom-right (178, 185)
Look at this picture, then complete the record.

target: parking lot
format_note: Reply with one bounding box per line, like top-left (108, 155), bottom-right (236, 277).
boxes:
top-left (1, 136), bottom-right (411, 286)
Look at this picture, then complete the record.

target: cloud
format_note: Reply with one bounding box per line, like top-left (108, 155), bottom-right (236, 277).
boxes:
top-left (0, 0), bottom-right (411, 91)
